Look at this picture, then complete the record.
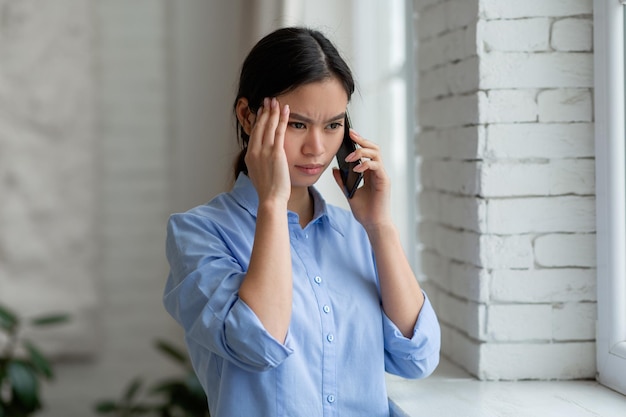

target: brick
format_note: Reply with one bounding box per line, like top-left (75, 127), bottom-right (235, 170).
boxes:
top-left (480, 159), bottom-right (595, 197)
top-left (551, 18), bottom-right (593, 52)
top-left (478, 18), bottom-right (551, 52)
top-left (419, 26), bottom-right (477, 71)
top-left (552, 302), bottom-right (596, 341)
top-left (534, 233), bottom-right (596, 267)
top-left (414, 0), bottom-right (443, 13)
top-left (490, 268), bottom-right (596, 303)
top-left (439, 193), bottom-right (486, 232)
top-left (418, 249), bottom-right (449, 289)
top-left (432, 225), bottom-right (482, 266)
top-left (420, 159), bottom-right (480, 195)
top-left (419, 93), bottom-right (481, 128)
top-left (417, 221), bottom-right (440, 254)
top-left (485, 196), bottom-right (595, 234)
top-left (427, 228), bottom-right (531, 270)
top-left (487, 304), bottom-right (553, 342)
top-left (479, 52), bottom-right (593, 89)
top-left (479, 0), bottom-right (592, 19)
top-left (417, 189), bottom-right (441, 221)
top-left (467, 302), bottom-right (487, 341)
top-left (446, 327), bottom-right (481, 376)
top-left (417, 125), bottom-right (484, 160)
top-left (417, 1), bottom-right (447, 40)
top-left (419, 66), bottom-right (451, 99)
top-left (437, 290), bottom-right (470, 331)
top-left (419, 57), bottom-right (480, 99)
top-left (485, 123), bottom-right (594, 158)
top-left (537, 88), bottom-right (593, 122)
top-left (446, 56), bottom-right (480, 95)
top-left (445, 0), bottom-right (480, 32)
top-left (480, 234), bottom-right (534, 269)
top-left (479, 89), bottom-right (537, 123)
top-left (418, 37), bottom-right (448, 72)
top-left (479, 342), bottom-right (595, 380)
top-left (449, 262), bottom-right (490, 302)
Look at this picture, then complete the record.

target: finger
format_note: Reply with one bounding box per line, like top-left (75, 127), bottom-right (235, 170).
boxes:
top-left (346, 147), bottom-right (381, 163)
top-left (262, 97), bottom-right (281, 146)
top-left (248, 98), bottom-right (270, 153)
top-left (349, 129), bottom-right (380, 151)
top-left (274, 103), bottom-right (290, 150)
top-left (353, 159), bottom-right (383, 173)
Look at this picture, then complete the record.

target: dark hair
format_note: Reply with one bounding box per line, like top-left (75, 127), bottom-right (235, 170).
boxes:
top-left (232, 26), bottom-right (356, 178)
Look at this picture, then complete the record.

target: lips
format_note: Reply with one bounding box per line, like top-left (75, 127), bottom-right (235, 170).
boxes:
top-left (295, 164), bottom-right (324, 175)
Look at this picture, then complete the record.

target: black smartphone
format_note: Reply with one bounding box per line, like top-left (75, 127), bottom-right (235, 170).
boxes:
top-left (335, 114), bottom-right (363, 198)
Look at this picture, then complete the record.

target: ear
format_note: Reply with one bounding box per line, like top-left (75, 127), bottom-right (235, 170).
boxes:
top-left (235, 97), bottom-right (255, 135)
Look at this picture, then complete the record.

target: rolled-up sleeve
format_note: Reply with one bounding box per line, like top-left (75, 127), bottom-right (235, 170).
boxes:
top-left (383, 292), bottom-right (441, 379)
top-left (163, 213), bottom-right (293, 372)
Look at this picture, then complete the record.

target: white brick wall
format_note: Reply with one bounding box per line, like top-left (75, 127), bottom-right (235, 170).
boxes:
top-left (415, 0), bottom-right (595, 380)
top-left (0, 0), bottom-right (98, 355)
top-left (37, 1), bottom-right (180, 415)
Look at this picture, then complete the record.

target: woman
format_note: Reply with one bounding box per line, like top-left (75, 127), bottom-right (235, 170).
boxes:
top-left (163, 26), bottom-right (440, 416)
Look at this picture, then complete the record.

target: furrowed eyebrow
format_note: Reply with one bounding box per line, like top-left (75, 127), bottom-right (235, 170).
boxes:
top-left (289, 112), bottom-right (346, 124)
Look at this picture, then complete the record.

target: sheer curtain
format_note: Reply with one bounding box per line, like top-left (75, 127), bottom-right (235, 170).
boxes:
top-left (282, 0), bottom-right (417, 266)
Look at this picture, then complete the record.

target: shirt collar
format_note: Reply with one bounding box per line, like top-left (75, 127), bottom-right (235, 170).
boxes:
top-left (232, 173), bottom-right (344, 235)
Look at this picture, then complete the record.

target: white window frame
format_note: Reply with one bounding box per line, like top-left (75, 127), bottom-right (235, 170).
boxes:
top-left (283, 0), bottom-right (416, 267)
top-left (594, 0), bottom-right (626, 395)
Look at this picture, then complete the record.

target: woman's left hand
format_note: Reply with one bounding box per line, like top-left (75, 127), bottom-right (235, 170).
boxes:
top-left (332, 129), bottom-right (392, 231)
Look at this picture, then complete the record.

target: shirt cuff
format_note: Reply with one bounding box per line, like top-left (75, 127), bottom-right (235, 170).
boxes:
top-left (224, 297), bottom-right (294, 371)
top-left (383, 292), bottom-right (441, 362)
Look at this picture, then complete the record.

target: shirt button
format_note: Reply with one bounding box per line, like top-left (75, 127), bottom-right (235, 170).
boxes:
top-left (314, 276), bottom-right (322, 284)
top-left (323, 305), bottom-right (330, 314)
top-left (327, 394), bottom-right (335, 403)
top-left (327, 333), bottom-right (334, 342)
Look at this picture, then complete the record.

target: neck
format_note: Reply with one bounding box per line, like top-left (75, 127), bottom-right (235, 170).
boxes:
top-left (288, 186), bottom-right (314, 228)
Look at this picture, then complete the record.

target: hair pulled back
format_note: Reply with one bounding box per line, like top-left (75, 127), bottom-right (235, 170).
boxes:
top-left (232, 27), bottom-right (355, 178)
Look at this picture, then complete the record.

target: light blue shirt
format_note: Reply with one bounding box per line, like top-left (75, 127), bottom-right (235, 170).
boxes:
top-left (163, 174), bottom-right (440, 417)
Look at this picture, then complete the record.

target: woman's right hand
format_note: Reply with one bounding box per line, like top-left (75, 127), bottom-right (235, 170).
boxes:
top-left (245, 97), bottom-right (291, 206)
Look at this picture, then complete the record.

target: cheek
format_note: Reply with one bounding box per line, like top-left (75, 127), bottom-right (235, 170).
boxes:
top-left (330, 134), bottom-right (343, 155)
top-left (282, 137), bottom-right (298, 162)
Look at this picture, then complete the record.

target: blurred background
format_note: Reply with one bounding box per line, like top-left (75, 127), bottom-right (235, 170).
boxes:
top-left (0, 1), bottom-right (413, 415)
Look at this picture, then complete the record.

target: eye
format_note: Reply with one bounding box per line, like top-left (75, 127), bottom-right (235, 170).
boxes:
top-left (327, 122), bottom-right (343, 130)
top-left (289, 122), bottom-right (306, 129)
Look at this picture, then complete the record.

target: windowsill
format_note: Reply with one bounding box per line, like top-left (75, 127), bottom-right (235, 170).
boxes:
top-left (387, 358), bottom-right (626, 417)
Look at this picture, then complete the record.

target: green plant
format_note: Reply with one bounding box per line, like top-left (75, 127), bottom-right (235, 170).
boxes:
top-left (94, 339), bottom-right (209, 417)
top-left (0, 303), bottom-right (70, 417)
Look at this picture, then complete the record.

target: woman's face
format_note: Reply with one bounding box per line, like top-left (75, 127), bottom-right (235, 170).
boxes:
top-left (276, 77), bottom-right (349, 190)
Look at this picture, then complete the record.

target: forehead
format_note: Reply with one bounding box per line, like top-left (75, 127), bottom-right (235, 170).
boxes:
top-left (277, 78), bottom-right (349, 120)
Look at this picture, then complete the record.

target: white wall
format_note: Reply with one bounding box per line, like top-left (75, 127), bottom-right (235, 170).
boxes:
top-left (0, 0), bottom-right (99, 392)
top-left (38, 1), bottom-right (249, 415)
top-left (414, 0), bottom-right (596, 380)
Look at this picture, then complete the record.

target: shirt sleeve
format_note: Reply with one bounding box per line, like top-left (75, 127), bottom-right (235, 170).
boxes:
top-left (163, 213), bottom-right (293, 372)
top-left (383, 292), bottom-right (441, 379)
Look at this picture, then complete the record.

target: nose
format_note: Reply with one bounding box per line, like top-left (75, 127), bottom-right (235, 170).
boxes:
top-left (302, 128), bottom-right (324, 156)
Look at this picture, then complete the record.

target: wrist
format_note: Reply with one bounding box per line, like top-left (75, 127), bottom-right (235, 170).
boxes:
top-left (364, 221), bottom-right (397, 240)
top-left (257, 198), bottom-right (288, 216)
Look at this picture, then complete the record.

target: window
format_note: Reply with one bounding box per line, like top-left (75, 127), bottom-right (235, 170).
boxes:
top-left (594, 0), bottom-right (626, 395)
top-left (284, 0), bottom-right (416, 266)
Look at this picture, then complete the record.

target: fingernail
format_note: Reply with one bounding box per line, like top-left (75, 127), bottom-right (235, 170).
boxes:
top-left (271, 97), bottom-right (278, 108)
top-left (345, 152), bottom-right (356, 162)
top-left (264, 97), bottom-right (270, 107)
